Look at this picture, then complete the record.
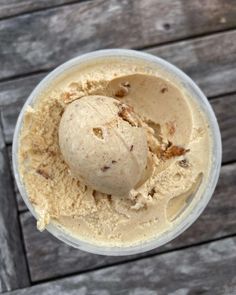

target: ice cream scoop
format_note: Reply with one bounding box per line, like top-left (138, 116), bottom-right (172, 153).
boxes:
top-left (59, 95), bottom-right (148, 196)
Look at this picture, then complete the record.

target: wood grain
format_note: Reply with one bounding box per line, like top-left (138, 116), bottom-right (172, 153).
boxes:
top-left (211, 94), bottom-right (236, 164)
top-left (1, 29), bottom-right (235, 112)
top-left (0, 29), bottom-right (235, 117)
top-left (147, 30), bottom-right (236, 98)
top-left (20, 163), bottom-right (236, 281)
top-left (7, 237), bottom-right (236, 294)
top-left (0, 0), bottom-right (236, 80)
top-left (0, 73), bottom-right (46, 108)
top-left (0, 127), bottom-right (29, 292)
top-left (1, 29), bottom-right (235, 108)
top-left (0, 0), bottom-right (82, 19)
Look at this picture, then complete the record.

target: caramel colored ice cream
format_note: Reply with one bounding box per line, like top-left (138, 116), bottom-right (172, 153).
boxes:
top-left (59, 95), bottom-right (148, 196)
top-left (18, 56), bottom-right (211, 246)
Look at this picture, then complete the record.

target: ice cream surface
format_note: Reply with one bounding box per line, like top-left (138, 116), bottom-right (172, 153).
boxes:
top-left (59, 95), bottom-right (148, 196)
top-left (18, 56), bottom-right (211, 246)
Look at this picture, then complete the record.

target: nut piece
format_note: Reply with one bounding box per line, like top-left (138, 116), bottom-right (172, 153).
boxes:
top-left (162, 142), bottom-right (190, 159)
top-left (36, 168), bottom-right (51, 180)
top-left (115, 82), bottom-right (130, 98)
top-left (117, 103), bottom-right (141, 127)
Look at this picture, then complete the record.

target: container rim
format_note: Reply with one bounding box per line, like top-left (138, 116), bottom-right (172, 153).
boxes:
top-left (12, 49), bottom-right (222, 256)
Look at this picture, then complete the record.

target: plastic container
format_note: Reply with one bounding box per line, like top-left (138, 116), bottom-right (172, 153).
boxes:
top-left (12, 49), bottom-right (222, 255)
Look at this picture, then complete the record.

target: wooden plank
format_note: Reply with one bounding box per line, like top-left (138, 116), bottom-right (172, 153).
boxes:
top-left (0, 73), bottom-right (45, 108)
top-left (7, 237), bottom-right (236, 294)
top-left (0, 0), bottom-right (82, 19)
top-left (2, 92), bottom-right (235, 163)
top-left (147, 30), bottom-right (236, 98)
top-left (1, 29), bottom-right (236, 110)
top-left (0, 0), bottom-right (236, 80)
top-left (0, 127), bottom-right (30, 292)
top-left (0, 73), bottom-right (46, 146)
top-left (7, 146), bottom-right (28, 212)
top-left (1, 31), bottom-right (236, 144)
top-left (211, 95), bottom-right (236, 164)
top-left (20, 162), bottom-right (236, 282)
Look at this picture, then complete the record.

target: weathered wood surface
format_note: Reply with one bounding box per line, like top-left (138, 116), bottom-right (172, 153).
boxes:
top-left (0, 29), bottom-right (235, 114)
top-left (0, 73), bottom-right (45, 108)
top-left (147, 30), bottom-right (236, 98)
top-left (0, 127), bottom-right (29, 292)
top-left (0, 0), bottom-right (81, 19)
top-left (211, 94), bottom-right (236, 164)
top-left (7, 237), bottom-right (236, 295)
top-left (0, 0), bottom-right (236, 80)
top-left (20, 163), bottom-right (236, 281)
top-left (1, 30), bottom-right (236, 144)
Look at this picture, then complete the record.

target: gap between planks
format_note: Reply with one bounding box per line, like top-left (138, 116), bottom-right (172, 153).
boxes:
top-left (4, 236), bottom-right (236, 294)
top-left (0, 0), bottom-right (92, 21)
top-left (1, 0), bottom-right (236, 81)
top-left (28, 232), bottom-right (236, 286)
top-left (0, 126), bottom-right (30, 292)
top-left (0, 28), bottom-right (235, 84)
top-left (134, 26), bottom-right (236, 51)
top-left (3, 145), bottom-right (32, 283)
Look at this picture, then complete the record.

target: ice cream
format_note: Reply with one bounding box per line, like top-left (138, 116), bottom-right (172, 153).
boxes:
top-left (59, 95), bottom-right (148, 196)
top-left (18, 56), bottom-right (211, 246)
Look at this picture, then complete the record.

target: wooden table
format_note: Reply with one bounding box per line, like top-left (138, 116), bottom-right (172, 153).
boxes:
top-left (0, 0), bottom-right (236, 294)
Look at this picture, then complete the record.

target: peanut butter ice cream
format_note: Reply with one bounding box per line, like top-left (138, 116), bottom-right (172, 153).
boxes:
top-left (18, 56), bottom-right (211, 246)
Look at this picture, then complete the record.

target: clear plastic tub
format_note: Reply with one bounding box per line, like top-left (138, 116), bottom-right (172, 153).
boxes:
top-left (12, 49), bottom-right (222, 255)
